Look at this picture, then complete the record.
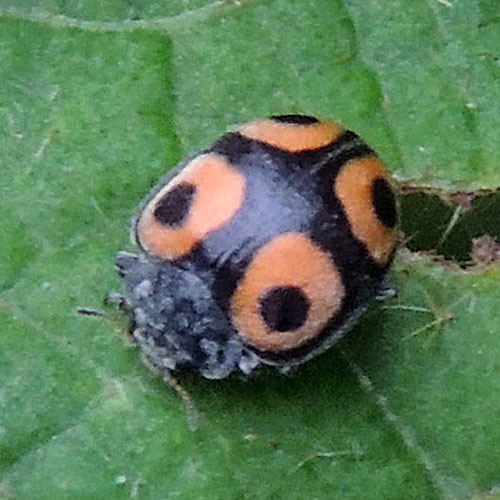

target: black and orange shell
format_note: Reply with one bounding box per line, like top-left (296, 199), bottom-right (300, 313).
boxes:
top-left (116, 114), bottom-right (398, 379)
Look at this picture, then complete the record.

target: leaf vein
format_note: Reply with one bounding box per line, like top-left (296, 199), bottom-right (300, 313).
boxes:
top-left (0, 1), bottom-right (241, 33)
top-left (341, 347), bottom-right (471, 500)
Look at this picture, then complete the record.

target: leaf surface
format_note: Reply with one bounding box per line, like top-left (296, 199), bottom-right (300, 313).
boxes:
top-left (1, 2), bottom-right (500, 499)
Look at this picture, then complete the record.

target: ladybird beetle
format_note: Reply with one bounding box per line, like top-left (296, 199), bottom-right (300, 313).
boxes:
top-left (115, 114), bottom-right (398, 379)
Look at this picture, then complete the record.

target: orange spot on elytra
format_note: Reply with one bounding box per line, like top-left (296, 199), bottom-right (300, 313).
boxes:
top-left (231, 232), bottom-right (345, 351)
top-left (334, 156), bottom-right (398, 264)
top-left (136, 154), bottom-right (245, 259)
top-left (236, 119), bottom-right (344, 153)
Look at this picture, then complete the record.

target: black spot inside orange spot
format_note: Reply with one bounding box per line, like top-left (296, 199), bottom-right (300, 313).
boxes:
top-left (372, 178), bottom-right (397, 229)
top-left (153, 182), bottom-right (195, 227)
top-left (270, 114), bottom-right (319, 125)
top-left (259, 286), bottom-right (310, 332)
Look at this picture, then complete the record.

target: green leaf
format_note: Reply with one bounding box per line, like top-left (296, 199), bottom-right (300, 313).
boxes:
top-left (1, 1), bottom-right (500, 499)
